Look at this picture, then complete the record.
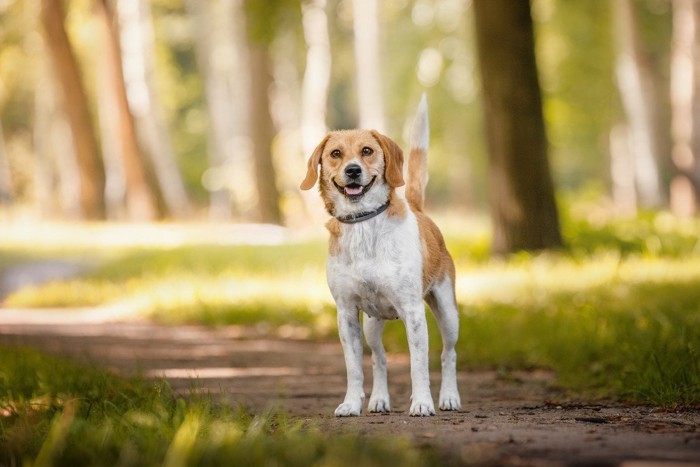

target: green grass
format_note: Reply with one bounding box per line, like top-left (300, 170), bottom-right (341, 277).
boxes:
top-left (0, 346), bottom-right (431, 466)
top-left (2, 212), bottom-right (700, 407)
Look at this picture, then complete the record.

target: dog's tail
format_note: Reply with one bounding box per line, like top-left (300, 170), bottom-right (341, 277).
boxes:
top-left (406, 93), bottom-right (429, 212)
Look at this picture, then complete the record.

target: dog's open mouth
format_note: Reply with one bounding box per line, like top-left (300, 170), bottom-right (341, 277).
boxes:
top-left (333, 176), bottom-right (376, 202)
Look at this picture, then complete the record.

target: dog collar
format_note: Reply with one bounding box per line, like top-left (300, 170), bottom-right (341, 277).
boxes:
top-left (334, 201), bottom-right (390, 224)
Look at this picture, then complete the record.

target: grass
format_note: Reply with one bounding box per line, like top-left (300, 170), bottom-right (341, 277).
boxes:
top-left (2, 211), bottom-right (700, 407)
top-left (0, 346), bottom-right (432, 466)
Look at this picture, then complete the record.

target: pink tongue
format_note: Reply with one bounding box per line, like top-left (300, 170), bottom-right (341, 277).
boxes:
top-left (345, 185), bottom-right (363, 196)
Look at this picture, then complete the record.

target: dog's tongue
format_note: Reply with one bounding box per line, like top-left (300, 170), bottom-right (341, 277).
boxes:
top-left (345, 185), bottom-right (363, 196)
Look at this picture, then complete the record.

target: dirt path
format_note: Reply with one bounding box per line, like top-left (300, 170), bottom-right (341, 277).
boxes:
top-left (0, 315), bottom-right (698, 466)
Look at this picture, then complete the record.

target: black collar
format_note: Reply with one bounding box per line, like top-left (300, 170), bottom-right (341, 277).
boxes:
top-left (334, 201), bottom-right (390, 224)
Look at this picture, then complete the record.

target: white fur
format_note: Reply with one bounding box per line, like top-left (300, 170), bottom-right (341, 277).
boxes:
top-left (328, 197), bottom-right (438, 417)
top-left (411, 93), bottom-right (430, 152)
top-left (322, 95), bottom-right (460, 417)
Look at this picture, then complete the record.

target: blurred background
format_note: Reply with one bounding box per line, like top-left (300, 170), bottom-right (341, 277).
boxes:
top-left (1, 0), bottom-right (697, 230)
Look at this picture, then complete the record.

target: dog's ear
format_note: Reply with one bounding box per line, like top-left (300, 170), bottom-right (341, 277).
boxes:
top-left (300, 135), bottom-right (330, 190)
top-left (371, 130), bottom-right (405, 188)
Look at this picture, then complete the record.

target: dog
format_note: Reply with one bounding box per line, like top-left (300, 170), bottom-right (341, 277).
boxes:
top-left (299, 95), bottom-right (461, 416)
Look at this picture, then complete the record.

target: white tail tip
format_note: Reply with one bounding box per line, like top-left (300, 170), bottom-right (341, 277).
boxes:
top-left (411, 93), bottom-right (429, 151)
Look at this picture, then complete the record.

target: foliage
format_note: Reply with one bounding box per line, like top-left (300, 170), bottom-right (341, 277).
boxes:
top-left (0, 0), bottom-right (679, 215)
top-left (0, 346), bottom-right (431, 466)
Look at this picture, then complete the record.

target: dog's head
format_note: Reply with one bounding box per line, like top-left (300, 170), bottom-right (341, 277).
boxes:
top-left (300, 130), bottom-right (404, 217)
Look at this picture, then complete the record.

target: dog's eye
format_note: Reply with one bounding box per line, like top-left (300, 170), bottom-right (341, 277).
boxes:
top-left (361, 147), bottom-right (374, 156)
top-left (330, 149), bottom-right (341, 159)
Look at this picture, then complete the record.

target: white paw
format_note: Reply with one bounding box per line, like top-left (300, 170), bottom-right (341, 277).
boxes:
top-left (439, 392), bottom-right (461, 411)
top-left (409, 398), bottom-right (435, 417)
top-left (334, 401), bottom-right (362, 417)
top-left (367, 395), bottom-right (391, 413)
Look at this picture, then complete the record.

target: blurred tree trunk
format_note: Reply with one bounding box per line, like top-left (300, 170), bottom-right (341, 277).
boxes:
top-left (186, 0), bottom-right (251, 221)
top-left (301, 0), bottom-right (331, 155)
top-left (117, 0), bottom-right (191, 219)
top-left (353, 0), bottom-right (384, 131)
top-left (612, 0), bottom-right (665, 209)
top-left (34, 52), bottom-right (82, 219)
top-left (300, 0), bottom-right (331, 221)
top-left (248, 42), bottom-right (282, 224)
top-left (0, 123), bottom-right (12, 207)
top-left (40, 0), bottom-right (106, 220)
top-left (473, 0), bottom-right (562, 255)
top-left (95, 0), bottom-right (159, 221)
top-left (670, 0), bottom-right (700, 216)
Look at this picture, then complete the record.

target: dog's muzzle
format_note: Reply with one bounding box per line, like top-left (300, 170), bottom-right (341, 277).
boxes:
top-left (333, 174), bottom-right (377, 203)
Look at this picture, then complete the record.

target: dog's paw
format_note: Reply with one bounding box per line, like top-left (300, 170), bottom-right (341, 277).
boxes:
top-left (367, 395), bottom-right (391, 413)
top-left (334, 402), bottom-right (362, 417)
top-left (439, 392), bottom-right (461, 411)
top-left (409, 398), bottom-right (435, 417)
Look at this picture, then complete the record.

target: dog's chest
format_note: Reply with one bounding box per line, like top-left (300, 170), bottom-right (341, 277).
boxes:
top-left (326, 214), bottom-right (422, 319)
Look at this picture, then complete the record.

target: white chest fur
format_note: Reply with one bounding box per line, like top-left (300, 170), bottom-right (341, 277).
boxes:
top-left (326, 207), bottom-right (423, 320)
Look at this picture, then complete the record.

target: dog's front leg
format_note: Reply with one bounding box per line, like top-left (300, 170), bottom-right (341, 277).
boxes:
top-left (335, 306), bottom-right (365, 416)
top-left (404, 306), bottom-right (435, 416)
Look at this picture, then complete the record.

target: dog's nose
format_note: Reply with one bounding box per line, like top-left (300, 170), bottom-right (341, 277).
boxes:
top-left (345, 164), bottom-right (362, 180)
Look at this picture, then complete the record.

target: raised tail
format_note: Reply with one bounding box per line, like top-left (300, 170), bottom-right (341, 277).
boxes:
top-left (406, 93), bottom-right (429, 212)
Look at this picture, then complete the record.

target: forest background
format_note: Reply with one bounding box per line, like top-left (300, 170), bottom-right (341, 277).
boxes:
top-left (1, 0), bottom-right (697, 233)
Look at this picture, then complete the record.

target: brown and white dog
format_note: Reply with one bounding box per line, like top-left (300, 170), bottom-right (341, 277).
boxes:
top-left (300, 95), bottom-right (461, 416)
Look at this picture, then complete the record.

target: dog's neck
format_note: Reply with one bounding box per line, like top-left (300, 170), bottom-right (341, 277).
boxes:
top-left (333, 200), bottom-right (390, 224)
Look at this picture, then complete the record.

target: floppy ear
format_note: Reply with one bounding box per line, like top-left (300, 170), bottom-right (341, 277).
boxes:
top-left (300, 135), bottom-right (330, 190)
top-left (371, 130), bottom-right (405, 188)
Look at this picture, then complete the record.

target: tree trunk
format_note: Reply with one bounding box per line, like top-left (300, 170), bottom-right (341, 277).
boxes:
top-left (299, 0), bottom-right (332, 221)
top-left (612, 0), bottom-right (665, 209)
top-left (40, 0), bottom-right (106, 220)
top-left (34, 51), bottom-right (82, 219)
top-left (95, 0), bottom-right (158, 221)
top-left (473, 0), bottom-right (562, 255)
top-left (0, 123), bottom-right (12, 207)
top-left (117, 0), bottom-right (191, 219)
top-left (301, 0), bottom-right (331, 154)
top-left (248, 42), bottom-right (282, 224)
top-left (186, 0), bottom-right (251, 221)
top-left (352, 0), bottom-right (385, 131)
top-left (670, 0), bottom-right (700, 216)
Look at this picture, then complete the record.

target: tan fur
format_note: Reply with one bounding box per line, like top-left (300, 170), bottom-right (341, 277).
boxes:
top-left (300, 129), bottom-right (405, 215)
top-left (370, 130), bottom-right (405, 188)
top-left (406, 148), bottom-right (427, 212)
top-left (325, 217), bottom-right (341, 256)
top-left (300, 135), bottom-right (330, 191)
top-left (414, 209), bottom-right (455, 293)
top-left (386, 190), bottom-right (407, 218)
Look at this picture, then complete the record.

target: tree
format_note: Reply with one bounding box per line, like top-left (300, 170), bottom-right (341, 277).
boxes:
top-left (186, 0), bottom-right (251, 221)
top-left (612, 0), bottom-right (665, 209)
top-left (40, 0), bottom-right (106, 220)
top-left (353, 0), bottom-right (384, 131)
top-left (299, 0), bottom-right (331, 221)
top-left (300, 0), bottom-right (331, 156)
top-left (0, 123), bottom-right (11, 207)
top-left (117, 0), bottom-right (191, 219)
top-left (670, 0), bottom-right (700, 216)
top-left (248, 42), bottom-right (283, 224)
top-left (245, 1), bottom-right (289, 225)
top-left (95, 0), bottom-right (159, 220)
top-left (473, 0), bottom-right (562, 255)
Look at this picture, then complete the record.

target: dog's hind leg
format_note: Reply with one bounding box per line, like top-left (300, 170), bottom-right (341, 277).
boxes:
top-left (363, 314), bottom-right (390, 412)
top-left (426, 276), bottom-right (462, 411)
